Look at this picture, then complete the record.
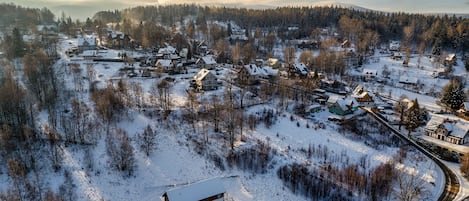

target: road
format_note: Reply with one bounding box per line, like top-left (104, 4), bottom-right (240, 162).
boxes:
top-left (361, 107), bottom-right (460, 201)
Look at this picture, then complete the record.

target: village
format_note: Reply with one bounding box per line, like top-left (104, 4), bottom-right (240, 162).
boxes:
top-left (41, 21), bottom-right (469, 200)
top-left (2, 4), bottom-right (469, 201)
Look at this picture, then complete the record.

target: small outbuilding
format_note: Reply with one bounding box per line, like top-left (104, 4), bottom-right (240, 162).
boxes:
top-left (162, 178), bottom-right (225, 201)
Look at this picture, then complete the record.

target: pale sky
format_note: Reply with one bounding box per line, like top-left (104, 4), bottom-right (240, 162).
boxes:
top-left (2, 0), bottom-right (468, 20)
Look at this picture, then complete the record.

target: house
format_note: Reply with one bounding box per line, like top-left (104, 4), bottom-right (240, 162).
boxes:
top-left (238, 64), bottom-right (278, 85)
top-left (306, 104), bottom-right (322, 114)
top-left (77, 36), bottom-right (97, 51)
top-left (196, 55), bottom-right (217, 70)
top-left (458, 102), bottom-right (469, 116)
top-left (106, 32), bottom-right (133, 49)
top-left (290, 63), bottom-right (308, 76)
top-left (266, 58), bottom-right (281, 68)
top-left (193, 68), bottom-right (219, 91)
top-left (362, 69), bottom-right (377, 80)
top-left (425, 115), bottom-right (469, 145)
top-left (444, 53), bottom-right (457, 66)
top-left (352, 86), bottom-right (375, 106)
top-left (162, 178), bottom-right (225, 201)
top-left (399, 76), bottom-right (418, 85)
top-left (327, 96), bottom-right (358, 116)
top-left (389, 40), bottom-right (400, 51)
top-left (155, 59), bottom-right (174, 72)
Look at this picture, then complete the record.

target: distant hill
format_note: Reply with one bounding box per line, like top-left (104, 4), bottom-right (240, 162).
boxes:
top-left (309, 1), bottom-right (374, 12)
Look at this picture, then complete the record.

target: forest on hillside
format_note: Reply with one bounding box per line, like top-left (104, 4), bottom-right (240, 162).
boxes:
top-left (91, 5), bottom-right (469, 54)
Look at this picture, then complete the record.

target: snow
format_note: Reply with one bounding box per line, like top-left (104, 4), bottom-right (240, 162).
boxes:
top-left (78, 36), bottom-right (97, 46)
top-left (7, 33), bottom-right (460, 201)
top-left (163, 178), bottom-right (225, 201)
top-left (199, 55), bottom-right (217, 65)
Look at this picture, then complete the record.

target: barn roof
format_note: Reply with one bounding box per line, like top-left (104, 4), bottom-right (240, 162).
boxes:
top-left (163, 178), bottom-right (225, 201)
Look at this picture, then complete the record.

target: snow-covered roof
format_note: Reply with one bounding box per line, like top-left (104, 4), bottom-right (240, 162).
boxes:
top-left (198, 55), bottom-right (217, 65)
top-left (78, 36), bottom-right (96, 46)
top-left (327, 95), bottom-right (340, 104)
top-left (156, 59), bottom-right (172, 67)
top-left (463, 102), bottom-right (469, 112)
top-left (425, 115), bottom-right (469, 138)
top-left (158, 46), bottom-right (176, 54)
top-left (399, 76), bottom-right (418, 84)
top-left (194, 68), bottom-right (213, 81)
top-left (243, 64), bottom-right (262, 76)
top-left (266, 58), bottom-right (279, 66)
top-left (293, 63), bottom-right (308, 75)
top-left (243, 64), bottom-right (278, 77)
top-left (446, 53), bottom-right (456, 61)
top-left (363, 69), bottom-right (377, 76)
top-left (262, 66), bottom-right (279, 76)
top-left (389, 40), bottom-right (400, 50)
top-left (163, 178), bottom-right (225, 201)
top-left (337, 98), bottom-right (357, 111)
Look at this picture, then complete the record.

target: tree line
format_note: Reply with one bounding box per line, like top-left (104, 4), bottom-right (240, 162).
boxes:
top-left (92, 4), bottom-right (469, 54)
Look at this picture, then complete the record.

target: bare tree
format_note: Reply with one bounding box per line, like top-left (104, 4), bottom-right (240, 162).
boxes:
top-left (283, 46), bottom-right (296, 67)
top-left (106, 128), bottom-right (136, 177)
top-left (137, 125), bottom-right (157, 157)
top-left (395, 170), bottom-right (429, 201)
top-left (394, 95), bottom-right (408, 130)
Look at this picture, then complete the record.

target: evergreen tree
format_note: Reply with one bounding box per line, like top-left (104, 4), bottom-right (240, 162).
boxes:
top-left (441, 79), bottom-right (466, 110)
top-left (405, 99), bottom-right (422, 134)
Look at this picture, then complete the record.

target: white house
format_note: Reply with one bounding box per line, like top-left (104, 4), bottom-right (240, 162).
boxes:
top-left (194, 68), bottom-right (219, 91)
top-left (399, 76), bottom-right (418, 85)
top-left (425, 115), bottom-right (469, 145)
top-left (196, 55), bottom-right (217, 70)
top-left (292, 63), bottom-right (308, 76)
top-left (162, 178), bottom-right (225, 201)
top-left (155, 59), bottom-right (174, 71)
top-left (362, 69), bottom-right (377, 80)
top-left (238, 64), bottom-right (278, 84)
top-left (77, 36), bottom-right (97, 51)
top-left (389, 40), bottom-right (400, 51)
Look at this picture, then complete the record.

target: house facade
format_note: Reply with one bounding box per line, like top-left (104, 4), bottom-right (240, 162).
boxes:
top-left (327, 96), bottom-right (358, 116)
top-left (238, 64), bottom-right (278, 85)
top-left (196, 55), bottom-right (217, 70)
top-left (77, 36), bottom-right (97, 51)
top-left (194, 68), bottom-right (219, 91)
top-left (425, 115), bottom-right (469, 145)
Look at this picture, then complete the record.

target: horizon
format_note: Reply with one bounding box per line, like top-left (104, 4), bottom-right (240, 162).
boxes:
top-left (1, 0), bottom-right (469, 20)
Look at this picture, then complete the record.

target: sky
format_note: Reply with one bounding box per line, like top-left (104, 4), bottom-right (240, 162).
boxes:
top-left (1, 0), bottom-right (468, 20)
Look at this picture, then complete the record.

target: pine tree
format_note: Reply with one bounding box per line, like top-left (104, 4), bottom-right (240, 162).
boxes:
top-left (405, 99), bottom-right (422, 134)
top-left (441, 79), bottom-right (466, 110)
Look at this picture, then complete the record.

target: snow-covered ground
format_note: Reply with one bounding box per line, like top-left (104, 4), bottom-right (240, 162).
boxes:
top-left (2, 35), bottom-right (464, 201)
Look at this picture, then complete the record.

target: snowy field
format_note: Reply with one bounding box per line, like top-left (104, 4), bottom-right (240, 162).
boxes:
top-left (40, 36), bottom-right (449, 200)
top-left (2, 34), bottom-right (465, 201)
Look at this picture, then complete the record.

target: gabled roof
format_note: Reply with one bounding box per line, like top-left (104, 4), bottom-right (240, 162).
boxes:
top-left (158, 45), bottom-right (177, 54)
top-left (363, 69), bottom-right (377, 76)
top-left (156, 59), bottom-right (172, 67)
top-left (266, 58), bottom-right (279, 66)
top-left (163, 178), bottom-right (225, 201)
top-left (78, 36), bottom-right (96, 46)
top-left (197, 55), bottom-right (217, 65)
top-left (242, 64), bottom-right (278, 77)
top-left (425, 114), bottom-right (469, 138)
top-left (293, 63), bottom-right (308, 75)
top-left (194, 68), bottom-right (214, 81)
top-left (446, 53), bottom-right (456, 61)
top-left (463, 102), bottom-right (469, 112)
top-left (399, 76), bottom-right (418, 84)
